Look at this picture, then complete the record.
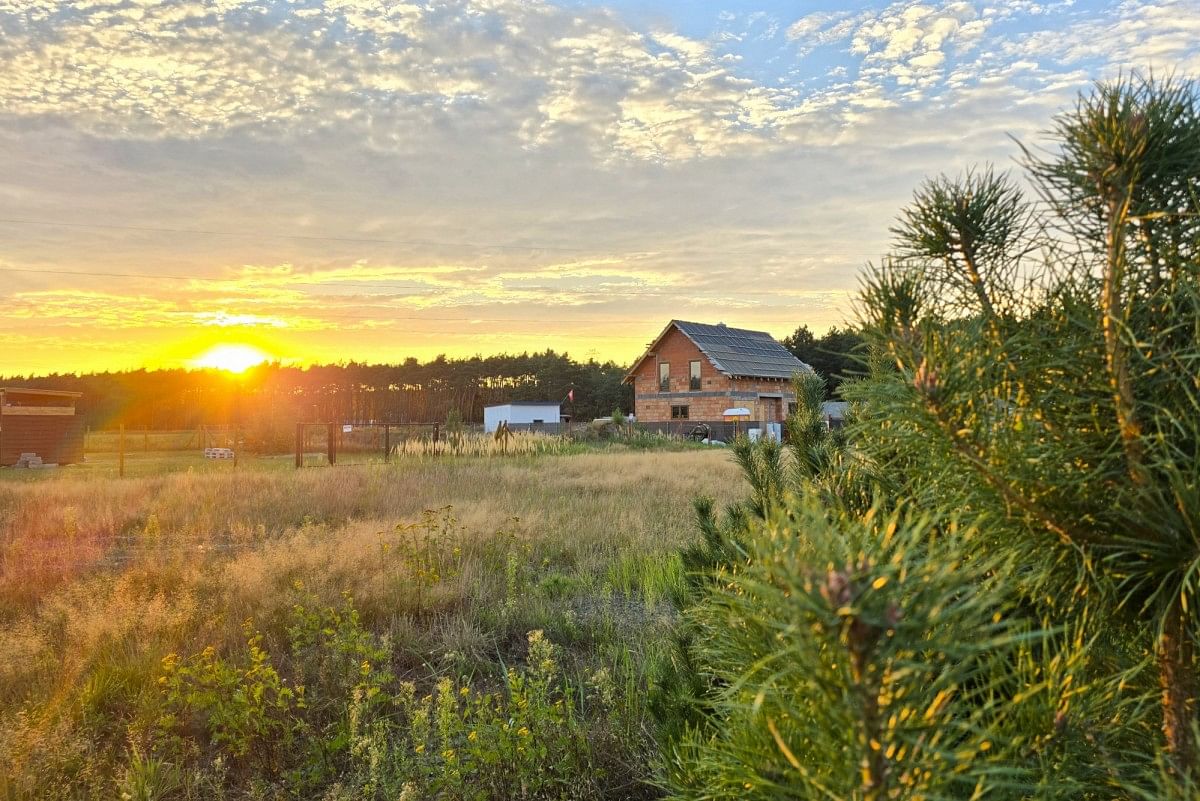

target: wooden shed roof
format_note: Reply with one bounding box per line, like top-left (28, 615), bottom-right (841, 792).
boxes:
top-left (0, 387), bottom-right (83, 398)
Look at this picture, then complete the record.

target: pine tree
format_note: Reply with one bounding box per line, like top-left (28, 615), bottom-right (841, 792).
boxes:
top-left (662, 73), bottom-right (1198, 796)
top-left (858, 72), bottom-right (1200, 772)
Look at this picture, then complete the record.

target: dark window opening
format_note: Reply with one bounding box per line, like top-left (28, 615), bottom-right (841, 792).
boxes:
top-left (659, 362), bottom-right (670, 392)
top-left (689, 360), bottom-right (701, 390)
top-left (787, 402), bottom-right (798, 417)
top-left (671, 405), bottom-right (689, 420)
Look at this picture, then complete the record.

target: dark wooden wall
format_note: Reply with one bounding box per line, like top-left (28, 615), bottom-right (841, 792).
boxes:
top-left (0, 415), bottom-right (85, 465)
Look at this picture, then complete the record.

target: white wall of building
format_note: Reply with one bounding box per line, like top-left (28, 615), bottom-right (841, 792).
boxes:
top-left (483, 403), bottom-right (561, 432)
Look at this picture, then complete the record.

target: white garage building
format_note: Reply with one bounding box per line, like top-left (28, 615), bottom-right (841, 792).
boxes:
top-left (483, 401), bottom-right (563, 433)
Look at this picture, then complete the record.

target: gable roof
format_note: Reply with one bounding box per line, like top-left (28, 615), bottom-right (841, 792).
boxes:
top-left (624, 320), bottom-right (813, 382)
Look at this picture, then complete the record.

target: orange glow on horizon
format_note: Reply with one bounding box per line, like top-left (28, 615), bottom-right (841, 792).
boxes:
top-left (191, 343), bottom-right (270, 374)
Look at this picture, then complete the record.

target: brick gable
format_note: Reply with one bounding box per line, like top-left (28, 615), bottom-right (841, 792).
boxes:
top-left (626, 325), bottom-right (798, 425)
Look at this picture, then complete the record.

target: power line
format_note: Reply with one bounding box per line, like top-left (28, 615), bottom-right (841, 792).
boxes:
top-left (0, 217), bottom-right (595, 253)
top-left (0, 264), bottom-right (857, 299)
top-left (149, 310), bottom-right (816, 326)
top-left (0, 216), bottom-right (884, 257)
top-left (0, 264), bottom-right (451, 289)
top-left (0, 325), bottom-right (668, 342)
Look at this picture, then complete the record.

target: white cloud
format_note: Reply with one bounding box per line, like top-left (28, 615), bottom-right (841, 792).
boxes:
top-left (1, 0), bottom-right (1198, 371)
top-left (0, 0), bottom-right (809, 162)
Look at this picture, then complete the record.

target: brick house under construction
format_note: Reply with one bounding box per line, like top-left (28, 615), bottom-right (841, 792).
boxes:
top-left (624, 320), bottom-right (813, 436)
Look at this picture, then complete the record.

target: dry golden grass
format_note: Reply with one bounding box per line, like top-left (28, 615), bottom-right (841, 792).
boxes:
top-left (0, 447), bottom-right (744, 798)
top-left (394, 430), bottom-right (568, 457)
top-left (1, 449), bottom-right (740, 600)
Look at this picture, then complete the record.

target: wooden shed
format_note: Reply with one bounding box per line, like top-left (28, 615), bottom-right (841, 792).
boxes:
top-left (0, 387), bottom-right (85, 466)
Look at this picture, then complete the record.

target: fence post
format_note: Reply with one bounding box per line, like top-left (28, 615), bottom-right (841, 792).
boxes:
top-left (327, 422), bottom-right (336, 465)
top-left (118, 424), bottom-right (125, 478)
top-left (383, 424), bottom-right (391, 461)
top-left (433, 423), bottom-right (440, 445)
top-left (295, 423), bottom-right (304, 468)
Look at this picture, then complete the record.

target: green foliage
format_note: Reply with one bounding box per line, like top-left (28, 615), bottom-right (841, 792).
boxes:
top-left (656, 380), bottom-right (866, 743)
top-left (665, 72), bottom-right (1200, 794)
top-left (678, 496), bottom-right (747, 601)
top-left (118, 748), bottom-right (183, 801)
top-left (286, 589), bottom-right (394, 785)
top-left (784, 371), bottom-right (850, 495)
top-left (158, 627), bottom-right (302, 773)
top-left (666, 499), bottom-right (1154, 799)
top-left (859, 71), bottom-right (1200, 767)
top-left (152, 601), bottom-right (642, 798)
top-left (730, 435), bottom-right (785, 518)
top-left (781, 325), bottom-right (866, 397)
top-left (319, 630), bottom-right (614, 800)
top-left (890, 166), bottom-right (1030, 319)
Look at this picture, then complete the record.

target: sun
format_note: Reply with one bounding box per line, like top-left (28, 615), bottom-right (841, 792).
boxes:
top-left (192, 343), bottom-right (269, 374)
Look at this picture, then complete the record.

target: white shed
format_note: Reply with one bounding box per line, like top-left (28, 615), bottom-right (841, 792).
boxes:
top-left (483, 401), bottom-right (562, 433)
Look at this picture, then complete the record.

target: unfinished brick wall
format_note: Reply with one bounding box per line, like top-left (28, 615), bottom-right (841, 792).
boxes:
top-left (627, 327), bottom-right (797, 424)
top-left (628, 326), bottom-right (725, 395)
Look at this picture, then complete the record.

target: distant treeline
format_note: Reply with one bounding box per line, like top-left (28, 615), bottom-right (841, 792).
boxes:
top-left (4, 329), bottom-right (866, 432)
top-left (2, 351), bottom-right (632, 431)
top-left (781, 325), bottom-right (865, 397)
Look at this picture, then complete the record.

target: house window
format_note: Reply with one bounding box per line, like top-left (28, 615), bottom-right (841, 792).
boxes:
top-left (689, 360), bottom-right (701, 390)
top-left (671, 405), bottom-right (689, 419)
top-left (787, 402), bottom-right (798, 417)
top-left (659, 362), bottom-right (670, 392)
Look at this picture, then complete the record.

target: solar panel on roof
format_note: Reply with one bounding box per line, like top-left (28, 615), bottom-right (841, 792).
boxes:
top-left (669, 319), bottom-right (812, 379)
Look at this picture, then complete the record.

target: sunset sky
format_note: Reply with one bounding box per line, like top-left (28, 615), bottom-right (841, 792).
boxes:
top-left (1, 0), bottom-right (1197, 374)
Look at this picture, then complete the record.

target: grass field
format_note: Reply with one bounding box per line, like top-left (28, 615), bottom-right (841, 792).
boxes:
top-left (0, 445), bottom-right (744, 799)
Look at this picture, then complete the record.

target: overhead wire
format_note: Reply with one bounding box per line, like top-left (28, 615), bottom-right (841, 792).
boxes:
top-left (0, 216), bottom-right (883, 257)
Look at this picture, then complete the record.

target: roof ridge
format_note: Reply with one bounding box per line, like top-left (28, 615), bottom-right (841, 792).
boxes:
top-left (672, 318), bottom-right (773, 335)
top-left (624, 320), bottom-right (813, 383)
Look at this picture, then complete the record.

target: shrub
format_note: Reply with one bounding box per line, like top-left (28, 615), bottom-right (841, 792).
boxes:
top-left (333, 629), bottom-right (611, 800)
top-left (664, 72), bottom-right (1199, 794)
top-left (158, 627), bottom-right (302, 774)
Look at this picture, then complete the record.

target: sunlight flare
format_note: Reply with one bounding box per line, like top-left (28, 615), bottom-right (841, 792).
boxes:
top-left (191, 343), bottom-right (269, 373)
